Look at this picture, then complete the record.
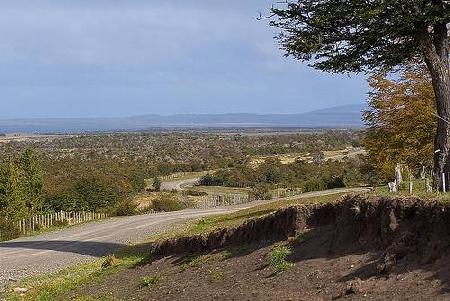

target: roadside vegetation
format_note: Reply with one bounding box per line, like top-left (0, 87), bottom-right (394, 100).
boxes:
top-left (3, 191), bottom-right (348, 301)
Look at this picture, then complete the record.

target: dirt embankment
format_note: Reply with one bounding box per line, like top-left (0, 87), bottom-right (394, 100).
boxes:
top-left (152, 195), bottom-right (450, 274)
top-left (74, 195), bottom-right (450, 300)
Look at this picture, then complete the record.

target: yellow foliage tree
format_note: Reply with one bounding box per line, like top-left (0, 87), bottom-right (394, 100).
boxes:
top-left (363, 66), bottom-right (436, 182)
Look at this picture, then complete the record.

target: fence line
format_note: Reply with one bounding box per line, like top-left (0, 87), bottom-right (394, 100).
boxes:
top-left (194, 193), bottom-right (251, 209)
top-left (193, 188), bottom-right (304, 209)
top-left (270, 188), bottom-right (303, 199)
top-left (160, 172), bottom-right (189, 181)
top-left (16, 211), bottom-right (108, 235)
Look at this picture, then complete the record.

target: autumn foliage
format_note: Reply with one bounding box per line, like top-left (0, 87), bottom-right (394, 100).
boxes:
top-left (363, 66), bottom-right (436, 182)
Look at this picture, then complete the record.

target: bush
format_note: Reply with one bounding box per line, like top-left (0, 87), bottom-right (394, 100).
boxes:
top-left (182, 189), bottom-right (208, 197)
top-left (250, 185), bottom-right (272, 200)
top-left (152, 176), bottom-right (161, 192)
top-left (199, 173), bottom-right (225, 186)
top-left (113, 198), bottom-right (138, 216)
top-left (0, 221), bottom-right (20, 241)
top-left (141, 275), bottom-right (160, 287)
top-left (268, 245), bottom-right (293, 274)
top-left (151, 194), bottom-right (191, 212)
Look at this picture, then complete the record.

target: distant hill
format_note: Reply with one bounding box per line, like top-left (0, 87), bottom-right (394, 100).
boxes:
top-left (0, 104), bottom-right (366, 133)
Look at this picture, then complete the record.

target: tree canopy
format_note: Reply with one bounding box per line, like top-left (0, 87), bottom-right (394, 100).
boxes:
top-left (271, 0), bottom-right (450, 73)
top-left (0, 148), bottom-right (43, 220)
top-left (271, 0), bottom-right (450, 189)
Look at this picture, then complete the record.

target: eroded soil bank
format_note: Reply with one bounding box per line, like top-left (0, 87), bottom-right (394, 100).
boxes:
top-left (74, 195), bottom-right (450, 300)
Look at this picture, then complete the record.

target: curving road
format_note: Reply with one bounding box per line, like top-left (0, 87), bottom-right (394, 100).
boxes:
top-left (0, 188), bottom-right (367, 291)
top-left (160, 177), bottom-right (200, 191)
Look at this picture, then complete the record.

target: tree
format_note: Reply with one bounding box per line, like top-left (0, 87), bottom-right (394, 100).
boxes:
top-left (271, 1), bottom-right (450, 190)
top-left (363, 66), bottom-right (435, 181)
top-left (0, 160), bottom-right (27, 220)
top-left (0, 149), bottom-right (43, 220)
top-left (19, 148), bottom-right (44, 214)
top-left (152, 176), bottom-right (161, 192)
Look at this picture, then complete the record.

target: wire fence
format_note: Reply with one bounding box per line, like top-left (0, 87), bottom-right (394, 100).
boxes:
top-left (15, 211), bottom-right (108, 235)
top-left (194, 193), bottom-right (251, 209)
top-left (193, 188), bottom-right (304, 209)
top-left (270, 188), bottom-right (303, 199)
top-left (12, 187), bottom-right (305, 235)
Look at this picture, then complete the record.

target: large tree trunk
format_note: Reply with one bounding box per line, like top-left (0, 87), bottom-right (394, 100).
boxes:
top-left (430, 67), bottom-right (450, 191)
top-left (416, 15), bottom-right (450, 191)
top-left (423, 41), bottom-right (450, 191)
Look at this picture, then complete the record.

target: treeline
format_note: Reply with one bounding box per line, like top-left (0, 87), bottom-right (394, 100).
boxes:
top-left (0, 130), bottom-right (362, 172)
top-left (1, 149), bottom-right (151, 222)
top-left (200, 156), bottom-right (372, 194)
top-left (42, 158), bottom-right (147, 213)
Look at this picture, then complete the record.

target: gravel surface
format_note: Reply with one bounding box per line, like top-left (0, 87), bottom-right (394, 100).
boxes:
top-left (0, 188), bottom-right (367, 292)
top-left (0, 208), bottom-right (238, 291)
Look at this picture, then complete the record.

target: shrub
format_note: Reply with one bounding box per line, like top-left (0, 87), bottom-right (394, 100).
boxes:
top-left (151, 194), bottom-right (191, 212)
top-left (199, 173), bottom-right (225, 186)
top-left (113, 198), bottom-right (138, 216)
top-left (0, 221), bottom-right (20, 241)
top-left (250, 185), bottom-right (272, 200)
top-left (152, 176), bottom-right (161, 192)
top-left (268, 245), bottom-right (293, 274)
top-left (182, 189), bottom-right (208, 197)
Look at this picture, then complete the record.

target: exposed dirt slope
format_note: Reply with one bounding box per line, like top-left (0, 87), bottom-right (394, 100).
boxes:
top-left (73, 195), bottom-right (450, 300)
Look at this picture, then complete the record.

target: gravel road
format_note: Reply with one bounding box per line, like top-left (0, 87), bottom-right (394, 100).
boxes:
top-left (160, 177), bottom-right (200, 191)
top-left (0, 188), bottom-right (367, 291)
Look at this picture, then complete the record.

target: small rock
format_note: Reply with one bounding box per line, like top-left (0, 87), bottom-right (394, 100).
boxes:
top-left (345, 278), bottom-right (363, 295)
top-left (13, 287), bottom-right (28, 293)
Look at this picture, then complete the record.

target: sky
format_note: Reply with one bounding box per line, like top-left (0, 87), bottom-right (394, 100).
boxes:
top-left (0, 0), bottom-right (368, 118)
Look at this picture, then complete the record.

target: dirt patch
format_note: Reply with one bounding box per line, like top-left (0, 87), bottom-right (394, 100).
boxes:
top-left (71, 195), bottom-right (450, 300)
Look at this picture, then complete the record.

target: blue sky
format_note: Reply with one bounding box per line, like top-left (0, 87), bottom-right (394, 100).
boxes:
top-left (0, 0), bottom-right (368, 118)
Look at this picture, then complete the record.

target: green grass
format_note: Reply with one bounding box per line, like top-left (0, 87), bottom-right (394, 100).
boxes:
top-left (373, 178), bottom-right (450, 202)
top-left (210, 270), bottom-right (225, 282)
top-left (268, 245), bottom-right (293, 274)
top-left (4, 246), bottom-right (148, 301)
top-left (141, 274), bottom-right (160, 287)
top-left (4, 191), bottom-right (348, 301)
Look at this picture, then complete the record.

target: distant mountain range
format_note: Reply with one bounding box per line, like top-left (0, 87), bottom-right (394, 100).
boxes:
top-left (0, 104), bottom-right (366, 134)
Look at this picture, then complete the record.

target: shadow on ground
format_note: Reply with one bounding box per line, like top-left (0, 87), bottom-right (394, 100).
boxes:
top-left (0, 240), bottom-right (125, 257)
